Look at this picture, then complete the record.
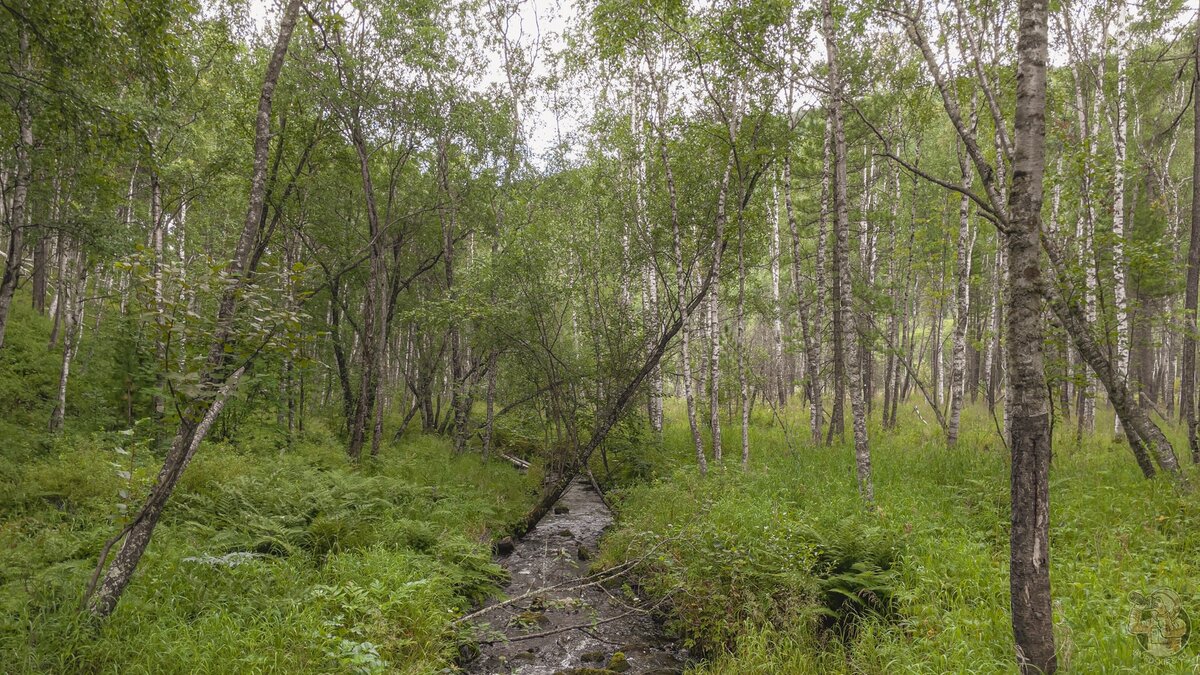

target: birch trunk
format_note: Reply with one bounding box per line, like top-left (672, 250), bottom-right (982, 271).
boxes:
top-left (771, 177), bottom-right (786, 408)
top-left (823, 113), bottom-right (845, 444)
top-left (440, 140), bottom-right (468, 455)
top-left (948, 146), bottom-right (975, 446)
top-left (860, 154), bottom-right (877, 412)
top-left (0, 26), bottom-right (33, 350)
top-left (31, 233), bottom-right (46, 313)
top-left (1006, 0), bottom-right (1056, 668)
top-left (710, 153), bottom-right (734, 461)
top-left (824, 0), bottom-right (872, 503)
top-left (737, 207), bottom-right (749, 466)
top-left (346, 118), bottom-right (387, 461)
top-left (1069, 8), bottom-right (1103, 436)
top-left (150, 171), bottom-right (167, 420)
top-left (1186, 8), bottom-right (1200, 461)
top-left (86, 0), bottom-right (303, 618)
top-left (816, 120), bottom-right (830, 434)
top-left (785, 151), bottom-right (822, 445)
top-left (49, 242), bottom-right (86, 433)
top-left (652, 73), bottom-right (705, 475)
top-left (1110, 0), bottom-right (1131, 435)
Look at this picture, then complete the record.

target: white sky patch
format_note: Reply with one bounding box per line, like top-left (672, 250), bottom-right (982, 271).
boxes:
top-left (228, 0), bottom-right (1200, 165)
top-left (235, 0), bottom-right (578, 164)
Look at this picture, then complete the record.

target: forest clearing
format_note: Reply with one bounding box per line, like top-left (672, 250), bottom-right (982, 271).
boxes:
top-left (2, 0), bottom-right (1200, 672)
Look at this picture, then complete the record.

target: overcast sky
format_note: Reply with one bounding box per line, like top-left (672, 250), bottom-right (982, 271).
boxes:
top-left (238, 0), bottom-right (577, 162)
top-left (234, 0), bottom-right (1200, 165)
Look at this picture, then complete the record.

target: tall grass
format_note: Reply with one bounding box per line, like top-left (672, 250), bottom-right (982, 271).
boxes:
top-left (596, 399), bottom-right (1200, 673)
top-left (0, 424), bottom-right (537, 673)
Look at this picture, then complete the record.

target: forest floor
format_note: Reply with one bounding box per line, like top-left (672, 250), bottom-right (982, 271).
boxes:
top-left (465, 477), bottom-right (686, 675)
top-left (591, 404), bottom-right (1200, 673)
top-left (0, 298), bottom-right (540, 673)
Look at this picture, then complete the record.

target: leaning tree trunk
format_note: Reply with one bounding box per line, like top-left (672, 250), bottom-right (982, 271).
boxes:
top-left (909, 2), bottom-right (1175, 482)
top-left (515, 233), bottom-right (730, 539)
top-left (824, 0), bottom-right (872, 503)
top-left (1006, 0), bottom-right (1057, 669)
top-left (85, 0), bottom-right (303, 619)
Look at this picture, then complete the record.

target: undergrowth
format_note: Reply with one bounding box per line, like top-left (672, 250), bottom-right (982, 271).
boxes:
top-left (0, 297), bottom-right (540, 673)
top-left (0, 423), bottom-right (536, 673)
top-left (596, 402), bottom-right (1200, 673)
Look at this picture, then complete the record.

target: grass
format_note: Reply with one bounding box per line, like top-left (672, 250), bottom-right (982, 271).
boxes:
top-left (0, 402), bottom-right (539, 674)
top-left (4, 291), bottom-right (1198, 672)
top-left (0, 424), bottom-right (538, 673)
top-left (595, 400), bottom-right (1200, 673)
top-left (0, 292), bottom-right (541, 673)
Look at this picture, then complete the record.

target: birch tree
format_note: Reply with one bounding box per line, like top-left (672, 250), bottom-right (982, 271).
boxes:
top-left (85, 0), bottom-right (304, 618)
top-left (824, 0), bottom-right (872, 503)
top-left (1004, 0), bottom-right (1056, 667)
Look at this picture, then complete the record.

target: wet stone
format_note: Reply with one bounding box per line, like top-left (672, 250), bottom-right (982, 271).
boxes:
top-left (509, 610), bottom-right (551, 629)
top-left (455, 642), bottom-right (480, 665)
top-left (511, 650), bottom-right (538, 664)
top-left (465, 477), bottom-right (686, 674)
top-left (496, 536), bottom-right (516, 556)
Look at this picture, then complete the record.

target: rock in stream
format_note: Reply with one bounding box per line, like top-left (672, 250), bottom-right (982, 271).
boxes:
top-left (463, 478), bottom-right (686, 675)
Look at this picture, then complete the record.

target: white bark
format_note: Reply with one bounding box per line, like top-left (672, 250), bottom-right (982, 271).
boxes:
top-left (824, 0), bottom-right (872, 503)
top-left (770, 176), bottom-right (786, 408)
top-left (948, 146), bottom-right (975, 446)
top-left (1110, 0), bottom-right (1131, 434)
top-left (710, 154), bottom-right (734, 462)
top-left (50, 243), bottom-right (86, 433)
top-left (652, 67), bottom-right (706, 475)
top-left (738, 199), bottom-right (749, 467)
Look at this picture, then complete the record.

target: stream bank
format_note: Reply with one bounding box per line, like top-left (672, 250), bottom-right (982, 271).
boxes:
top-left (463, 477), bottom-right (687, 675)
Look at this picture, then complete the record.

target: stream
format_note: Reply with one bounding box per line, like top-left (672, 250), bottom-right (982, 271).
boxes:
top-left (463, 477), bottom-right (687, 674)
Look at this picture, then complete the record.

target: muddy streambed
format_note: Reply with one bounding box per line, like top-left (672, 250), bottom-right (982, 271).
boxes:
top-left (462, 477), bottom-right (687, 674)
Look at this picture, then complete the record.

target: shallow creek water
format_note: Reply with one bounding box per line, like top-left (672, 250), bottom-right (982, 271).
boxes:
top-left (464, 477), bottom-right (687, 674)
